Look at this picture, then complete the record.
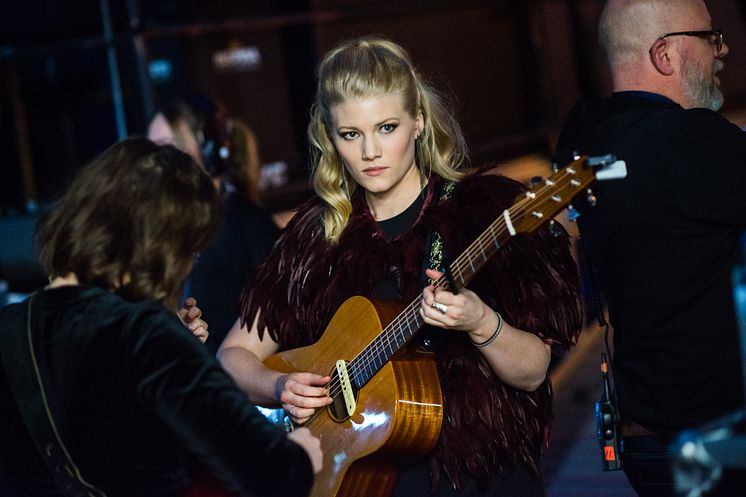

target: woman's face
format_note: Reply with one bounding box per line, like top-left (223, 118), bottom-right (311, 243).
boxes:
top-left (330, 93), bottom-right (423, 210)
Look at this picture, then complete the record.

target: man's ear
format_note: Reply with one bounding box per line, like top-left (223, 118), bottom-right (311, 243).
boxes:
top-left (649, 38), bottom-right (675, 76)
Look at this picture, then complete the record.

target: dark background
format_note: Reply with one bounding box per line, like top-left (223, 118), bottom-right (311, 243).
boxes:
top-left (2, 0), bottom-right (746, 291)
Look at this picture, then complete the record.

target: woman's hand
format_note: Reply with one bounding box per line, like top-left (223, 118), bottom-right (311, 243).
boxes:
top-left (421, 269), bottom-right (552, 391)
top-left (419, 268), bottom-right (495, 340)
top-left (178, 297), bottom-right (209, 343)
top-left (276, 372), bottom-right (333, 425)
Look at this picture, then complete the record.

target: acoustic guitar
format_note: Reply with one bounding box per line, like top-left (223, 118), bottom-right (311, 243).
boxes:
top-left (261, 155), bottom-right (622, 497)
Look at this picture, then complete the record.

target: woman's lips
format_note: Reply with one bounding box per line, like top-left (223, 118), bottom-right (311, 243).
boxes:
top-left (363, 167), bottom-right (387, 176)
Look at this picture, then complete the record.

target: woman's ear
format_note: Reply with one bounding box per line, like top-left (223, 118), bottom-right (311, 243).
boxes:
top-left (649, 38), bottom-right (675, 76)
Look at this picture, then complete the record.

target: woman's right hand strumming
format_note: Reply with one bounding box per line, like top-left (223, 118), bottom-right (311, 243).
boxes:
top-left (276, 372), bottom-right (332, 425)
top-left (218, 315), bottom-right (332, 423)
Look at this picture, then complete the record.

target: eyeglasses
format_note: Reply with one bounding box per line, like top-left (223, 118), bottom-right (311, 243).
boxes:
top-left (657, 29), bottom-right (724, 53)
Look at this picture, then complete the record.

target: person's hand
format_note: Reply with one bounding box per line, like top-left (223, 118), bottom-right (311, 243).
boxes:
top-left (420, 268), bottom-right (492, 334)
top-left (287, 427), bottom-right (323, 474)
top-left (178, 297), bottom-right (209, 343)
top-left (276, 372), bottom-right (332, 425)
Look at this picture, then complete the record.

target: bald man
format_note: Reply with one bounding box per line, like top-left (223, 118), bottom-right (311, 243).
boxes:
top-left (556, 1), bottom-right (746, 496)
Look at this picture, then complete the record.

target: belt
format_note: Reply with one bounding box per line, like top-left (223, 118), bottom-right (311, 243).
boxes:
top-left (621, 418), bottom-right (659, 438)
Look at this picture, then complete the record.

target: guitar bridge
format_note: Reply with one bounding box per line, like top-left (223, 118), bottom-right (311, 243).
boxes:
top-left (335, 360), bottom-right (357, 417)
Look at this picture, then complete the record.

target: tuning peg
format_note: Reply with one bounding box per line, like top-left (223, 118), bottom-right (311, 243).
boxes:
top-left (548, 220), bottom-right (564, 237)
top-left (586, 188), bottom-right (598, 207)
top-left (572, 150), bottom-right (581, 161)
top-left (567, 204), bottom-right (580, 223)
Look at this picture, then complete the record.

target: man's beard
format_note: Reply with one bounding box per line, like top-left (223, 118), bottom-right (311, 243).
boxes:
top-left (682, 56), bottom-right (725, 111)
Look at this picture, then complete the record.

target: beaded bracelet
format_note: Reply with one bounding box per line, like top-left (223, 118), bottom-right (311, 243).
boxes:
top-left (470, 311), bottom-right (503, 348)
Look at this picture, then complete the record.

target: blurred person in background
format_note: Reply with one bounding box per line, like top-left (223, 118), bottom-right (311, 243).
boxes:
top-left (147, 98), bottom-right (280, 354)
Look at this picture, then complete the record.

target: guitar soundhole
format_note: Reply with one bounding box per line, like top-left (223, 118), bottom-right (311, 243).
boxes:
top-left (327, 368), bottom-right (359, 423)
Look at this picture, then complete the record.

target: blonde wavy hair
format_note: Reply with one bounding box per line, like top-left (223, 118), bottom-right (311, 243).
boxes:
top-left (308, 36), bottom-right (468, 243)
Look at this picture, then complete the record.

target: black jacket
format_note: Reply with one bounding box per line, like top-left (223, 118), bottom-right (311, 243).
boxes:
top-left (0, 285), bottom-right (312, 497)
top-left (557, 92), bottom-right (746, 433)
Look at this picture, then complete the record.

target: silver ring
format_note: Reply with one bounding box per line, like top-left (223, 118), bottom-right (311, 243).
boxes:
top-left (432, 301), bottom-right (448, 314)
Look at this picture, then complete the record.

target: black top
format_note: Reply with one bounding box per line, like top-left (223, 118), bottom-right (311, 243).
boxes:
top-left (376, 189), bottom-right (426, 239)
top-left (188, 191), bottom-right (279, 354)
top-left (376, 189), bottom-right (426, 300)
top-left (0, 285), bottom-right (312, 497)
top-left (557, 92), bottom-right (746, 432)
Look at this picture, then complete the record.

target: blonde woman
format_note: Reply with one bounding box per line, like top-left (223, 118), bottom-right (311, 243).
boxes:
top-left (219, 37), bottom-right (582, 496)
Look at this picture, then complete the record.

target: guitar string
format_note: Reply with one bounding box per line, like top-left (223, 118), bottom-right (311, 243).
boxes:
top-left (320, 168), bottom-right (582, 401)
top-left (321, 168), bottom-right (579, 401)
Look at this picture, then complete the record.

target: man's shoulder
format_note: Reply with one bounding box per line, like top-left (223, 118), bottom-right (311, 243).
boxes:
top-left (678, 106), bottom-right (743, 132)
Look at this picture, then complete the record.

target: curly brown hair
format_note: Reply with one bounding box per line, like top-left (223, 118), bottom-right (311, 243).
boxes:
top-left (37, 137), bottom-right (220, 304)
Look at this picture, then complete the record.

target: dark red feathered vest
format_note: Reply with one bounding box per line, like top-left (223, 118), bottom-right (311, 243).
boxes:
top-left (239, 168), bottom-right (583, 489)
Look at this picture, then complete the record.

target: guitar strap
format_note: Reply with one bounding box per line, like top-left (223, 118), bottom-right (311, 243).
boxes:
top-left (416, 179), bottom-right (456, 352)
top-left (0, 296), bottom-right (107, 497)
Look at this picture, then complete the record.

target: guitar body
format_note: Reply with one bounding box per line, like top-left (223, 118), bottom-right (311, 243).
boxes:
top-left (264, 296), bottom-right (443, 497)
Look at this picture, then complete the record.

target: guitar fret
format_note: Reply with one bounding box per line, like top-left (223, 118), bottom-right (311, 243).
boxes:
top-left (490, 225), bottom-right (500, 249)
top-left (479, 239), bottom-right (487, 260)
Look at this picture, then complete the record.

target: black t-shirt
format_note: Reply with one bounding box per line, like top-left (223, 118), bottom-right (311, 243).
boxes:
top-left (376, 190), bottom-right (426, 300)
top-left (556, 92), bottom-right (746, 432)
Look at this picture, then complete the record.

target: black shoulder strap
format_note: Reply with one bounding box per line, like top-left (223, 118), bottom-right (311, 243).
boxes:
top-left (416, 180), bottom-right (456, 351)
top-left (0, 296), bottom-right (107, 497)
top-left (422, 179), bottom-right (456, 279)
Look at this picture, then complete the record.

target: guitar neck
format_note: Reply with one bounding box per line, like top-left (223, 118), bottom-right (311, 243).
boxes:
top-left (348, 163), bottom-right (595, 388)
top-left (348, 214), bottom-right (514, 388)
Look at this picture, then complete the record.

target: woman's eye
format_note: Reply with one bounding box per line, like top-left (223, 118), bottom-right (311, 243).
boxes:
top-left (380, 123), bottom-right (397, 134)
top-left (340, 131), bottom-right (358, 140)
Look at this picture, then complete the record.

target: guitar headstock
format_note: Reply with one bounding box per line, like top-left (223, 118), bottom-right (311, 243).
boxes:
top-left (510, 155), bottom-right (600, 234)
